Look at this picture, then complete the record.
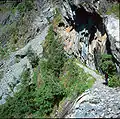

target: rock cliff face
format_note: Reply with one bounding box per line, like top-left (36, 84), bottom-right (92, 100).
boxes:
top-left (58, 0), bottom-right (107, 70)
top-left (58, 0), bottom-right (119, 72)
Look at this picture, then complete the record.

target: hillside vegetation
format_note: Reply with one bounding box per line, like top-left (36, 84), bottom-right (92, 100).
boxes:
top-left (0, 12), bottom-right (95, 117)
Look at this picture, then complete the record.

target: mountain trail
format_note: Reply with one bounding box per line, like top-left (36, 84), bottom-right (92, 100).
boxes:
top-left (65, 63), bottom-right (120, 118)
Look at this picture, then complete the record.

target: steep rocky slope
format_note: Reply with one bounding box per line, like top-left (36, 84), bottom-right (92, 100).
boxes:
top-left (0, 0), bottom-right (54, 104)
top-left (0, 0), bottom-right (119, 115)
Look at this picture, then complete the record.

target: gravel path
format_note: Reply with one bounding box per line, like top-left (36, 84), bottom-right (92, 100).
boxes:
top-left (65, 63), bottom-right (120, 118)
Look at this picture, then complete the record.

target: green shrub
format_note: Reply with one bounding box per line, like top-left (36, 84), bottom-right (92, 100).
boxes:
top-left (99, 54), bottom-right (116, 76)
top-left (106, 3), bottom-right (120, 19)
top-left (24, 0), bottom-right (33, 11)
top-left (17, 0), bottom-right (34, 13)
top-left (0, 45), bottom-right (9, 59)
top-left (34, 71), bottom-right (65, 117)
top-left (17, 2), bottom-right (26, 13)
top-left (43, 25), bottom-right (67, 77)
top-left (109, 75), bottom-right (120, 87)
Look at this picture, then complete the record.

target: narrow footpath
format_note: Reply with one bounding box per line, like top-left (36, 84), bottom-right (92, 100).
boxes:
top-left (65, 63), bottom-right (120, 118)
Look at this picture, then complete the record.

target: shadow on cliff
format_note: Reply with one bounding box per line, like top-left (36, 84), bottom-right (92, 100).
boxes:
top-left (64, 4), bottom-right (106, 44)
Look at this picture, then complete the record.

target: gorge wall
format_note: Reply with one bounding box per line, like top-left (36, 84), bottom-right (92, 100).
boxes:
top-left (58, 0), bottom-right (120, 72)
top-left (0, 0), bottom-right (119, 104)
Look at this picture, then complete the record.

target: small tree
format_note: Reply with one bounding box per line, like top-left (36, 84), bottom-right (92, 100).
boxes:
top-left (43, 25), bottom-right (67, 77)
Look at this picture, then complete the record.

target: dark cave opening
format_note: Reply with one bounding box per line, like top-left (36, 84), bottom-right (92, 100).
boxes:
top-left (64, 4), bottom-right (106, 45)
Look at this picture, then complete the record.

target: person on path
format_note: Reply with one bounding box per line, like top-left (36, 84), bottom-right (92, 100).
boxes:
top-left (104, 72), bottom-right (108, 85)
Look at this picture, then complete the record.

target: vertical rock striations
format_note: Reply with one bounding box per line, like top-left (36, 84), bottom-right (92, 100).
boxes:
top-left (59, 0), bottom-right (108, 70)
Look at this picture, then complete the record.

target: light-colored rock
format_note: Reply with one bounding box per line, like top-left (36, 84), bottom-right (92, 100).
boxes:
top-left (104, 15), bottom-right (120, 73)
top-left (0, 26), bottom-right (49, 104)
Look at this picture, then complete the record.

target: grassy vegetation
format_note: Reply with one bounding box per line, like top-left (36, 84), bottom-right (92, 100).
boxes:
top-left (109, 75), bottom-right (120, 87)
top-left (17, 0), bottom-right (34, 14)
top-left (0, 0), bottom-right (35, 60)
top-left (0, 44), bottom-right (9, 60)
top-left (0, 22), bottom-right (19, 59)
top-left (106, 3), bottom-right (120, 19)
top-left (60, 58), bottom-right (95, 97)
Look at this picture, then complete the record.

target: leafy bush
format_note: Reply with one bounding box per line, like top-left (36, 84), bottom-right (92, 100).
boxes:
top-left (17, 0), bottom-right (34, 13)
top-left (99, 54), bottom-right (116, 76)
top-left (43, 25), bottom-right (67, 77)
top-left (34, 69), bottom-right (65, 117)
top-left (0, 45), bottom-right (9, 59)
top-left (109, 75), bottom-right (120, 87)
top-left (24, 0), bottom-right (33, 11)
top-left (17, 2), bottom-right (26, 13)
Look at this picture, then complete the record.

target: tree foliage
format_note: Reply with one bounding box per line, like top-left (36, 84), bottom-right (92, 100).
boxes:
top-left (99, 54), bottom-right (116, 76)
top-left (43, 25), bottom-right (67, 77)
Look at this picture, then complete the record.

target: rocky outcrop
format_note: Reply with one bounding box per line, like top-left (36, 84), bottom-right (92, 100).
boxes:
top-left (58, 0), bottom-right (108, 70)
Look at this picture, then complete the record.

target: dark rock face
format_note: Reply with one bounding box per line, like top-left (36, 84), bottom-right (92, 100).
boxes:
top-left (59, 0), bottom-right (119, 71)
